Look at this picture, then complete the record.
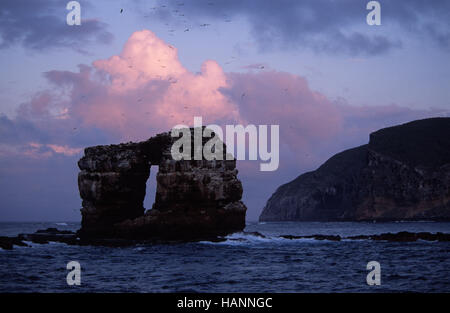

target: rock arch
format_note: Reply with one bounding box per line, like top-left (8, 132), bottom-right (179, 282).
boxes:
top-left (77, 129), bottom-right (247, 240)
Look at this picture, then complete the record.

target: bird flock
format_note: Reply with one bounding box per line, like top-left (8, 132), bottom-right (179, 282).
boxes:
top-left (71, 1), bottom-right (286, 129)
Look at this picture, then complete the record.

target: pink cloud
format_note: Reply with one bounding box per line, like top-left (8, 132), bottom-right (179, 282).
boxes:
top-left (0, 142), bottom-right (82, 159)
top-left (223, 71), bottom-right (344, 165)
top-left (0, 142), bottom-right (52, 159)
top-left (5, 29), bottom-right (446, 167)
top-left (47, 144), bottom-right (82, 156)
top-left (43, 30), bottom-right (240, 141)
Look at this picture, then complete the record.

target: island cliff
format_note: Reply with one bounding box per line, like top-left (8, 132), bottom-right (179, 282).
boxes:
top-left (77, 128), bottom-right (247, 241)
top-left (260, 118), bottom-right (450, 221)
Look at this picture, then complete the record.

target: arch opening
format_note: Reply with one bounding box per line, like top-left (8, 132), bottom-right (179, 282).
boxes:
top-left (144, 165), bottom-right (158, 213)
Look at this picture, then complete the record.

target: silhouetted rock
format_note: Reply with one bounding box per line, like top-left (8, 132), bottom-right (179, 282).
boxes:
top-left (278, 232), bottom-right (450, 242)
top-left (346, 231), bottom-right (450, 242)
top-left (260, 118), bottom-right (450, 221)
top-left (0, 236), bottom-right (28, 250)
top-left (18, 228), bottom-right (77, 245)
top-left (35, 228), bottom-right (74, 235)
top-left (77, 128), bottom-right (247, 241)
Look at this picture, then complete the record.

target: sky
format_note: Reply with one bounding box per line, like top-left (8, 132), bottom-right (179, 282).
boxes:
top-left (0, 0), bottom-right (449, 222)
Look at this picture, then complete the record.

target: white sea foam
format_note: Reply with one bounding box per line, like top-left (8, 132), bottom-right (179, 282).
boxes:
top-left (199, 232), bottom-right (345, 246)
top-left (199, 232), bottom-right (310, 246)
top-left (22, 241), bottom-right (45, 248)
top-left (48, 241), bottom-right (66, 246)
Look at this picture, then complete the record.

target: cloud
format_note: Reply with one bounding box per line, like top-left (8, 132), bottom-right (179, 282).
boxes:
top-left (1, 29), bottom-right (447, 221)
top-left (0, 142), bottom-right (81, 159)
top-left (0, 0), bottom-right (113, 53)
top-left (150, 0), bottom-right (450, 55)
top-left (3, 28), bottom-right (445, 161)
top-left (47, 144), bottom-right (82, 156)
top-left (41, 30), bottom-right (241, 141)
top-left (223, 71), bottom-right (343, 159)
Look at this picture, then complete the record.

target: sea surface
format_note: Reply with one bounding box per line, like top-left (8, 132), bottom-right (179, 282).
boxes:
top-left (0, 221), bottom-right (449, 293)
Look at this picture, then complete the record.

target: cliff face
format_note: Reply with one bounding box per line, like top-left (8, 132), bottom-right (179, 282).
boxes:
top-left (260, 118), bottom-right (450, 221)
top-left (78, 129), bottom-right (246, 240)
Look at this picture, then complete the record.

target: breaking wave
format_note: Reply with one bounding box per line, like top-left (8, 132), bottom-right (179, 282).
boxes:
top-left (200, 232), bottom-right (321, 245)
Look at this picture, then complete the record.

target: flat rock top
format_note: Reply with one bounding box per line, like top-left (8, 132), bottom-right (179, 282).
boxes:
top-left (369, 117), bottom-right (450, 168)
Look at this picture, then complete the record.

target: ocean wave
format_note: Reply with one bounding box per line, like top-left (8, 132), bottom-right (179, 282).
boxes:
top-left (55, 222), bottom-right (68, 226)
top-left (22, 240), bottom-right (47, 248)
top-left (199, 232), bottom-right (325, 246)
top-left (224, 232), bottom-right (283, 243)
top-left (48, 241), bottom-right (67, 246)
top-left (199, 232), bottom-right (269, 245)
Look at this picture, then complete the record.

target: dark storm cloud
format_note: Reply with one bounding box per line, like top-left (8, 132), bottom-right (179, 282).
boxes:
top-left (386, 0), bottom-right (450, 52)
top-left (152, 0), bottom-right (450, 55)
top-left (0, 0), bottom-right (113, 53)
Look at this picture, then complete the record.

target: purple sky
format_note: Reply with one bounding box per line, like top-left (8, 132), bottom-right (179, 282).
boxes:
top-left (1, 0), bottom-right (449, 221)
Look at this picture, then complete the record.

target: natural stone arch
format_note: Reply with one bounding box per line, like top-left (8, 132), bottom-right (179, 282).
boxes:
top-left (77, 129), bottom-right (247, 240)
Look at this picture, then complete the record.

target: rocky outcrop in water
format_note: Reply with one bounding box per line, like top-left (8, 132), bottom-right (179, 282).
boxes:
top-left (3, 229), bottom-right (450, 250)
top-left (77, 128), bottom-right (246, 241)
top-left (260, 118), bottom-right (450, 221)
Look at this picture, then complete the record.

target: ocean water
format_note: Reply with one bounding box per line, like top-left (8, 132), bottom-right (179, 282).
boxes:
top-left (0, 221), bottom-right (449, 293)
